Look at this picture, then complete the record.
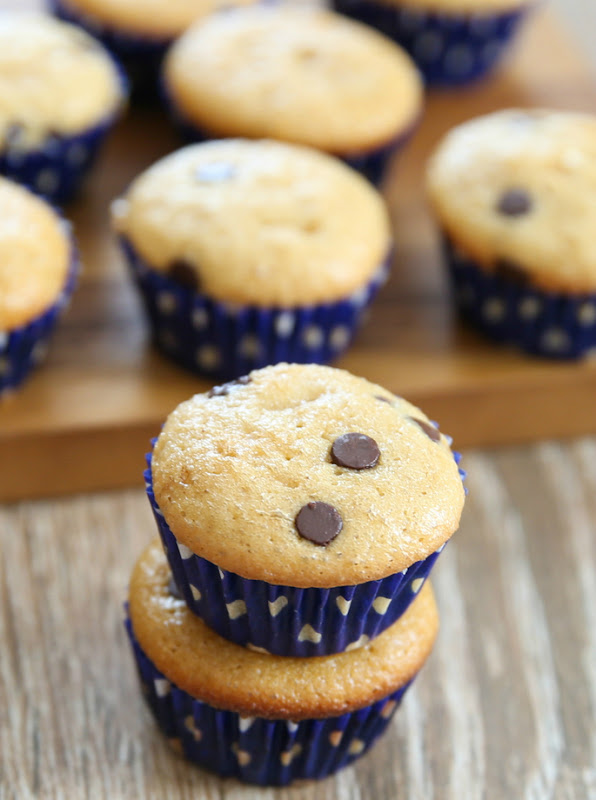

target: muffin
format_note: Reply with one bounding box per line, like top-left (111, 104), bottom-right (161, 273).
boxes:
top-left (427, 109), bottom-right (596, 359)
top-left (112, 139), bottom-right (392, 379)
top-left (0, 12), bottom-right (126, 203)
top-left (0, 177), bottom-right (78, 395)
top-left (145, 363), bottom-right (465, 657)
top-left (332, 0), bottom-right (532, 86)
top-left (50, 0), bottom-right (259, 98)
top-left (162, 6), bottom-right (423, 184)
top-left (126, 538), bottom-right (440, 785)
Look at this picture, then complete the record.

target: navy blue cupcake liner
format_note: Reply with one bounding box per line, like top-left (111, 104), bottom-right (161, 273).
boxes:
top-left (0, 230), bottom-right (79, 395)
top-left (145, 448), bottom-right (444, 657)
top-left (444, 237), bottom-right (596, 359)
top-left (126, 613), bottom-right (411, 786)
top-left (1, 41), bottom-right (127, 204)
top-left (163, 90), bottom-right (418, 186)
top-left (121, 236), bottom-right (391, 380)
top-left (49, 0), bottom-right (168, 98)
top-left (332, 0), bottom-right (532, 86)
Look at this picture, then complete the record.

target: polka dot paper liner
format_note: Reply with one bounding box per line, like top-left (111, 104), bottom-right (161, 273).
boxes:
top-left (49, 0), bottom-right (168, 99)
top-left (0, 232), bottom-right (79, 396)
top-left (125, 612), bottom-right (412, 786)
top-left (444, 237), bottom-right (596, 359)
top-left (121, 236), bottom-right (391, 380)
top-left (164, 93), bottom-right (418, 187)
top-left (145, 447), bottom-right (446, 658)
top-left (0, 58), bottom-right (128, 204)
top-left (331, 0), bottom-right (532, 87)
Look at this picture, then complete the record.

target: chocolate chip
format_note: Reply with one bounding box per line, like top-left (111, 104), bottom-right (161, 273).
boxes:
top-left (208, 375), bottom-right (251, 397)
top-left (495, 257), bottom-right (529, 286)
top-left (375, 395), bottom-right (391, 403)
top-left (331, 433), bottom-right (380, 470)
top-left (168, 576), bottom-right (182, 599)
top-left (295, 502), bottom-right (343, 546)
top-left (409, 418), bottom-right (441, 443)
top-left (196, 162), bottom-right (236, 183)
top-left (497, 188), bottom-right (532, 217)
top-left (168, 259), bottom-right (199, 291)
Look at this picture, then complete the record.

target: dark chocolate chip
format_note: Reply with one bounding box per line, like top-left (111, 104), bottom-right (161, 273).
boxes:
top-left (331, 433), bottom-right (380, 470)
top-left (208, 375), bottom-right (251, 398)
top-left (409, 417), bottom-right (441, 443)
top-left (196, 162), bottom-right (236, 183)
top-left (295, 502), bottom-right (343, 546)
top-left (495, 257), bottom-right (529, 287)
top-left (375, 395), bottom-right (391, 403)
top-left (168, 576), bottom-right (182, 599)
top-left (497, 188), bottom-right (532, 217)
top-left (168, 259), bottom-right (200, 292)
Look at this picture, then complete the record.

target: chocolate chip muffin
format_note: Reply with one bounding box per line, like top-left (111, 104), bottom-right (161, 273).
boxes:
top-left (145, 362), bottom-right (465, 656)
top-left (332, 0), bottom-right (532, 86)
top-left (427, 109), bottom-right (596, 358)
top-left (162, 5), bottom-right (423, 184)
top-left (126, 537), bottom-right (440, 785)
top-left (112, 139), bottom-right (392, 378)
top-left (0, 177), bottom-right (78, 395)
top-left (0, 12), bottom-right (126, 202)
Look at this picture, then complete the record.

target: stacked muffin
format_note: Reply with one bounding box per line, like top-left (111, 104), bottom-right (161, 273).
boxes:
top-left (126, 362), bottom-right (466, 784)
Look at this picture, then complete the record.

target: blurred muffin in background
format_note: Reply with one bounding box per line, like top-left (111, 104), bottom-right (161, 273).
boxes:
top-left (112, 138), bottom-right (392, 379)
top-left (427, 109), bottom-right (596, 359)
top-left (0, 12), bottom-right (126, 203)
top-left (331, 0), bottom-right (533, 87)
top-left (50, 0), bottom-right (260, 98)
top-left (163, 5), bottom-right (423, 185)
top-left (0, 177), bottom-right (78, 396)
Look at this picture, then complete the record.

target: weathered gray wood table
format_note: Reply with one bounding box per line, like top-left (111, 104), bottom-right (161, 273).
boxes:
top-left (2, 439), bottom-right (596, 799)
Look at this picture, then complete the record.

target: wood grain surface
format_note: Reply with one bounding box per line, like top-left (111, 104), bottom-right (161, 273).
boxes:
top-left (1, 5), bottom-right (596, 502)
top-left (2, 438), bottom-right (596, 799)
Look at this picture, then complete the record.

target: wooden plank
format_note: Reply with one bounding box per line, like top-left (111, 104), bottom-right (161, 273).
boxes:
top-left (2, 439), bottom-right (596, 798)
top-left (1, 6), bottom-right (596, 501)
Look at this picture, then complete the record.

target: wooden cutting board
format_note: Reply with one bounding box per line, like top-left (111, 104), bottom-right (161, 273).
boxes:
top-left (1, 4), bottom-right (596, 502)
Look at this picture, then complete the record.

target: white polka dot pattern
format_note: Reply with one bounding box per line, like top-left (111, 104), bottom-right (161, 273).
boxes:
top-left (177, 542), bottom-right (193, 559)
top-left (226, 599), bottom-right (247, 620)
top-left (345, 634), bottom-right (370, 652)
top-left (154, 678), bottom-right (171, 697)
top-left (268, 596), bottom-right (288, 617)
top-left (275, 312), bottom-right (295, 338)
top-left (372, 597), bottom-right (391, 615)
top-left (298, 625), bottom-right (322, 644)
top-left (302, 326), bottom-right (324, 350)
top-left (336, 596), bottom-right (352, 616)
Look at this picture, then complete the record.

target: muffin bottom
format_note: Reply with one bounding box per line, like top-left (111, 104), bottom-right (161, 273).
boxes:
top-left (126, 613), bottom-right (412, 786)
